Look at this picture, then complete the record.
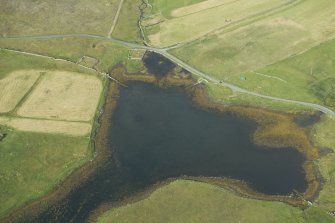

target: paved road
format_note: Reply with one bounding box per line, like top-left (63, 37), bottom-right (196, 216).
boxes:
top-left (156, 50), bottom-right (335, 118)
top-left (1, 34), bottom-right (335, 118)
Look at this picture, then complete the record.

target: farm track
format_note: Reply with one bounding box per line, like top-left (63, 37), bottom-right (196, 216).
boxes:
top-left (1, 34), bottom-right (335, 118)
top-left (11, 72), bottom-right (45, 115)
top-left (108, 0), bottom-right (125, 38)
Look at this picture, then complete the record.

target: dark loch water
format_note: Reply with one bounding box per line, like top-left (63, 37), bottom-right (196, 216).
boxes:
top-left (28, 81), bottom-right (307, 223)
top-left (143, 52), bottom-right (176, 77)
top-left (295, 111), bottom-right (322, 127)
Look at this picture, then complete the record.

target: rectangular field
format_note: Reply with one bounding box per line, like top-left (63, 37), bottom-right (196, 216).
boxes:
top-left (0, 70), bottom-right (40, 113)
top-left (17, 71), bottom-right (103, 122)
top-left (0, 117), bottom-right (91, 136)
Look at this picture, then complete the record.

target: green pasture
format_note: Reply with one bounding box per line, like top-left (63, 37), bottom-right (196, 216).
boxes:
top-left (205, 83), bottom-right (313, 113)
top-left (0, 50), bottom-right (96, 77)
top-left (0, 37), bottom-right (129, 73)
top-left (0, 130), bottom-right (91, 218)
top-left (97, 180), bottom-right (334, 223)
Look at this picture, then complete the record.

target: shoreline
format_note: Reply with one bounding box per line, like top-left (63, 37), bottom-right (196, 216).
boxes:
top-left (88, 66), bottom-right (322, 221)
top-left (1, 65), bottom-right (323, 223)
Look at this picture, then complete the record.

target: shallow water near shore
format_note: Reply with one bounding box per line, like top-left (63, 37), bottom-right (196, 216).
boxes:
top-left (23, 80), bottom-right (308, 223)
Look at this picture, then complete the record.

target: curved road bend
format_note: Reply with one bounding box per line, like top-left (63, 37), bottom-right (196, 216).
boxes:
top-left (1, 34), bottom-right (335, 118)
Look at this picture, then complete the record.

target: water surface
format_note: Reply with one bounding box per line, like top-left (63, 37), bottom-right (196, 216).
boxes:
top-left (27, 81), bottom-right (307, 223)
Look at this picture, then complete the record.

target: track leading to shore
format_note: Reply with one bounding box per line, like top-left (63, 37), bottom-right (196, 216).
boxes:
top-left (1, 34), bottom-right (335, 118)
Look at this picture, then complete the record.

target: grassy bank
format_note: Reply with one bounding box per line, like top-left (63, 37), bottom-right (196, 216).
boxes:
top-left (205, 83), bottom-right (313, 113)
top-left (0, 50), bottom-right (96, 77)
top-left (0, 37), bottom-right (130, 73)
top-left (97, 180), bottom-right (334, 223)
top-left (148, 0), bottom-right (204, 18)
top-left (0, 130), bottom-right (91, 218)
top-left (313, 116), bottom-right (335, 212)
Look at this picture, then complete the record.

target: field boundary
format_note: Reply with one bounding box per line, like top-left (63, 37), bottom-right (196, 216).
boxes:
top-left (0, 48), bottom-right (126, 87)
top-left (11, 72), bottom-right (45, 115)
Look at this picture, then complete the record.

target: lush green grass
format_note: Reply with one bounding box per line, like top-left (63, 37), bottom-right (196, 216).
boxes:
top-left (0, 129), bottom-right (91, 218)
top-left (0, 37), bottom-right (129, 72)
top-left (112, 0), bottom-right (143, 43)
top-left (313, 116), bottom-right (335, 212)
top-left (97, 180), bottom-right (334, 223)
top-left (0, 0), bottom-right (119, 37)
top-left (232, 38), bottom-right (335, 109)
top-left (0, 50), bottom-right (94, 77)
top-left (304, 207), bottom-right (335, 223)
top-left (206, 83), bottom-right (313, 113)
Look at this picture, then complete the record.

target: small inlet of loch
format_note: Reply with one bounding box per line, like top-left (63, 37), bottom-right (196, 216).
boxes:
top-left (22, 53), bottom-right (308, 223)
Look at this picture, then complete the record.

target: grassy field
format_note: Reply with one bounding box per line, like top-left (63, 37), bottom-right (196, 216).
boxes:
top-left (0, 130), bottom-right (91, 218)
top-left (97, 180), bottom-right (334, 223)
top-left (0, 0), bottom-right (119, 37)
top-left (17, 71), bottom-right (102, 122)
top-left (112, 0), bottom-right (143, 43)
top-left (0, 48), bottom-right (102, 76)
top-left (0, 37), bottom-right (130, 73)
top-left (205, 83), bottom-right (313, 113)
top-left (145, 0), bottom-right (293, 47)
top-left (0, 70), bottom-right (40, 113)
top-left (214, 38), bottom-right (335, 109)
